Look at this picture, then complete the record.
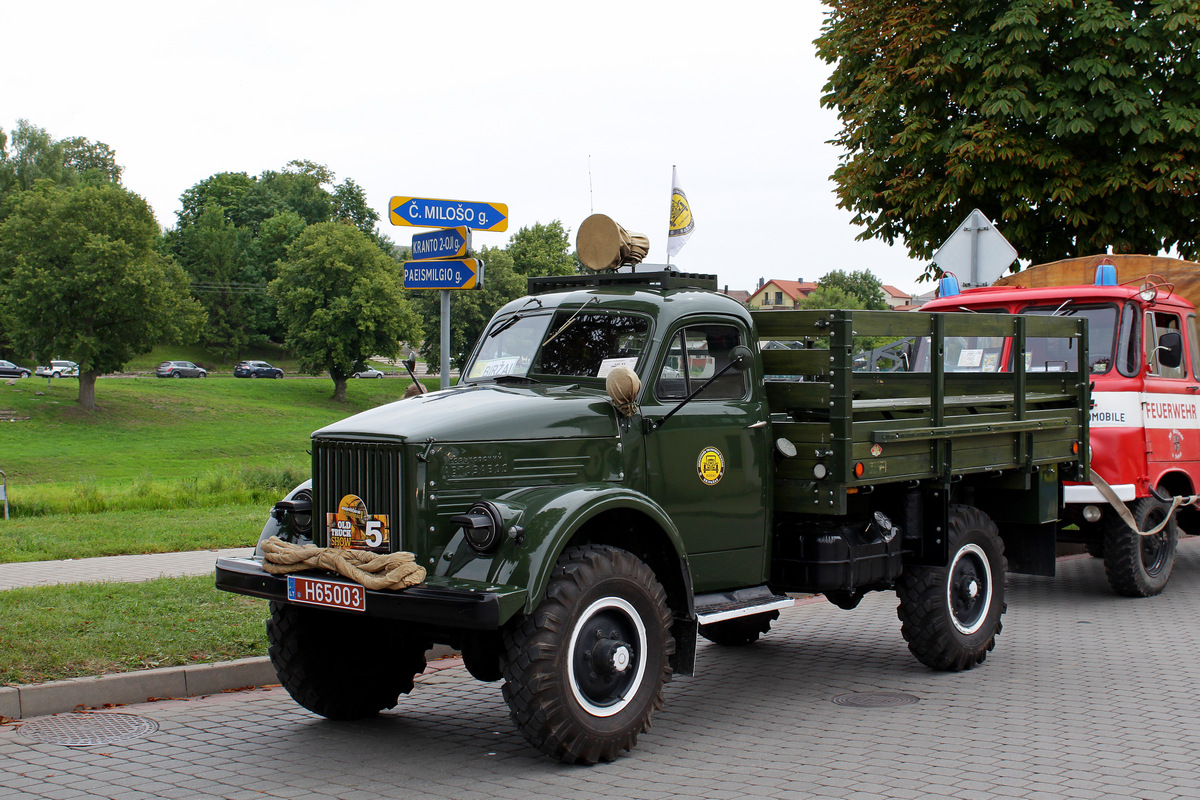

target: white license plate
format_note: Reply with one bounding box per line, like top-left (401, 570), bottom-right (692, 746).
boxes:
top-left (287, 575), bottom-right (366, 612)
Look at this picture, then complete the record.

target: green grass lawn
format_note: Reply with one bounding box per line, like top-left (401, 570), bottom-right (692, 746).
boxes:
top-left (0, 577), bottom-right (269, 685)
top-left (0, 372), bottom-right (435, 553)
top-left (0, 504), bottom-right (264, 563)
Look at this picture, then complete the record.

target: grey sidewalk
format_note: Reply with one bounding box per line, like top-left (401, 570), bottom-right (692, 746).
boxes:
top-left (0, 547), bottom-right (254, 591)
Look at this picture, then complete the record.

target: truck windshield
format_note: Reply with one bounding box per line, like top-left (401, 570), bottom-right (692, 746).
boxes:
top-left (1021, 304), bottom-right (1117, 374)
top-left (466, 309), bottom-right (651, 381)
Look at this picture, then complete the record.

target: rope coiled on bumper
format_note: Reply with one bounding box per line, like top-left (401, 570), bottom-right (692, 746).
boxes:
top-left (260, 536), bottom-right (426, 590)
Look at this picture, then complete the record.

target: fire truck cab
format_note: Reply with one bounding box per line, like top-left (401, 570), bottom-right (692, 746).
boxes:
top-left (923, 262), bottom-right (1199, 597)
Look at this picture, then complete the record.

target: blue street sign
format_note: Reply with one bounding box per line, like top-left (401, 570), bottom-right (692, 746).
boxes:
top-left (411, 227), bottom-right (469, 260)
top-left (389, 196), bottom-right (508, 232)
top-left (404, 258), bottom-right (483, 290)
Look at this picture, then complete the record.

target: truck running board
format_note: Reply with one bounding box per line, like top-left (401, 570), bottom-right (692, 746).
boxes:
top-left (694, 585), bottom-right (795, 625)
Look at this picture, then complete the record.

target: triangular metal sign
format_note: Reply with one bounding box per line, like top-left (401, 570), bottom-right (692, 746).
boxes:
top-left (932, 209), bottom-right (1019, 286)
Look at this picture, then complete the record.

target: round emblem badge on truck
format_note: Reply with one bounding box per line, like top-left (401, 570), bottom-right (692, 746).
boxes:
top-left (697, 447), bottom-right (725, 485)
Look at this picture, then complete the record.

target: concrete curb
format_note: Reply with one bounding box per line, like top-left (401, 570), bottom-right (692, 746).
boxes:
top-left (0, 646), bottom-right (459, 722)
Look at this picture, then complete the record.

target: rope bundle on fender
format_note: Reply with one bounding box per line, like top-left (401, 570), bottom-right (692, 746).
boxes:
top-left (260, 536), bottom-right (426, 590)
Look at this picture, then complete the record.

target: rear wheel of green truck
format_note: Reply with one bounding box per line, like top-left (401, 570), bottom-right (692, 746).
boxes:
top-left (1102, 497), bottom-right (1178, 597)
top-left (699, 610), bottom-right (779, 646)
top-left (896, 505), bottom-right (1006, 671)
top-left (267, 601), bottom-right (430, 720)
top-left (500, 544), bottom-right (674, 764)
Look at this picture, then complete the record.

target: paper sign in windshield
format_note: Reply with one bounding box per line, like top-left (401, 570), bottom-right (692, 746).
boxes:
top-left (597, 357), bottom-right (638, 378)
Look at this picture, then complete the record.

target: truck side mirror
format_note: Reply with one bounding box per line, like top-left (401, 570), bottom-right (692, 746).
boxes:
top-left (729, 345), bottom-right (754, 371)
top-left (1156, 330), bottom-right (1183, 370)
top-left (404, 354), bottom-right (417, 374)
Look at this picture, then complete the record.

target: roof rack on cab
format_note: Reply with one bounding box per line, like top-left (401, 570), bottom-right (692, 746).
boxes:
top-left (527, 270), bottom-right (718, 295)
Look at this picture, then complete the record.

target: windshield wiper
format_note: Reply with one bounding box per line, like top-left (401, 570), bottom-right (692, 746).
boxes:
top-left (493, 374), bottom-right (539, 384)
top-left (488, 298), bottom-right (543, 338)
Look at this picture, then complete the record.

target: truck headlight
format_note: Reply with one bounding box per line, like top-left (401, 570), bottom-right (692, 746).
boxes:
top-left (451, 502), bottom-right (505, 554)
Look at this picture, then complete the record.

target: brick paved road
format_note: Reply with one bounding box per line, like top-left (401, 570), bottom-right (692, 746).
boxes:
top-left (4, 540), bottom-right (1200, 800)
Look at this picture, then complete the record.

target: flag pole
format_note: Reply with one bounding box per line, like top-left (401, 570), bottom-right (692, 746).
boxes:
top-left (666, 165), bottom-right (674, 268)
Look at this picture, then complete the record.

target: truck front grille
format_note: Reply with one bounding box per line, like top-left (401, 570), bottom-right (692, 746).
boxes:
top-left (312, 440), bottom-right (404, 551)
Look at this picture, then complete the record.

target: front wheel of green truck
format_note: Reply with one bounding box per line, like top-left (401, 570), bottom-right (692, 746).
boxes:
top-left (500, 544), bottom-right (675, 764)
top-left (267, 601), bottom-right (430, 720)
top-left (896, 505), bottom-right (1007, 672)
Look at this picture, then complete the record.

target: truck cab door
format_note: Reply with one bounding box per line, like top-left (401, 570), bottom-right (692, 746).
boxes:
top-left (1142, 310), bottom-right (1200, 472)
top-left (641, 321), bottom-right (771, 592)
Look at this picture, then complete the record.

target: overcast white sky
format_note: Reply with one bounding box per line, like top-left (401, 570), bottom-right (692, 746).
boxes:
top-left (4, 0), bottom-right (935, 297)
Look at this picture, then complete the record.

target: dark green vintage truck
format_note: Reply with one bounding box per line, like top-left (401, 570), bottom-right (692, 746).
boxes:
top-left (217, 268), bottom-right (1089, 763)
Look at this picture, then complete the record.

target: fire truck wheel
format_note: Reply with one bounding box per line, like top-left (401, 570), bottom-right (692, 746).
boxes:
top-left (699, 610), bottom-right (779, 646)
top-left (500, 544), bottom-right (674, 764)
top-left (267, 601), bottom-right (429, 720)
top-left (1102, 497), bottom-right (1178, 597)
top-left (896, 505), bottom-right (1007, 672)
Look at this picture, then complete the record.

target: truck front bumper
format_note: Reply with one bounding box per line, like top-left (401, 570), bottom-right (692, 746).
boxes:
top-left (215, 556), bottom-right (526, 630)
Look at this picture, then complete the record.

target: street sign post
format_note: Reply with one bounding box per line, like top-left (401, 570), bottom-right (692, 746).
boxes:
top-left (412, 227), bottom-right (470, 261)
top-left (403, 258), bottom-right (483, 290)
top-left (932, 209), bottom-right (1018, 287)
top-left (389, 197), bottom-right (509, 232)
top-left (391, 196), bottom-right (505, 389)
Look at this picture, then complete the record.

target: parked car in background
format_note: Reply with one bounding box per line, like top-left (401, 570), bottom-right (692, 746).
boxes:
top-left (234, 360), bottom-right (284, 379)
top-left (0, 360), bottom-right (31, 378)
top-left (35, 360), bottom-right (80, 378)
top-left (352, 367), bottom-right (385, 379)
top-left (156, 360), bottom-right (207, 378)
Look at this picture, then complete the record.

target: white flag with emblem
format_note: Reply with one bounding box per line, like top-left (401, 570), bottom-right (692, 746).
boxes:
top-left (667, 166), bottom-right (694, 258)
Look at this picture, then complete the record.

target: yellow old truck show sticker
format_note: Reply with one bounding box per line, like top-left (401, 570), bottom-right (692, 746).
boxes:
top-left (697, 447), bottom-right (724, 485)
top-left (328, 493), bottom-right (389, 551)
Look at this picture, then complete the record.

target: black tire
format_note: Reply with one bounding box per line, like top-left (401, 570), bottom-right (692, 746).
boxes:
top-left (376, 373), bottom-right (383, 379)
top-left (267, 601), bottom-right (429, 720)
top-left (172, 372), bottom-right (181, 378)
top-left (699, 610), bottom-right (779, 646)
top-left (199, 372), bottom-right (207, 378)
top-left (500, 544), bottom-right (674, 764)
top-left (250, 373), bottom-right (259, 379)
top-left (896, 505), bottom-right (1006, 671)
top-left (274, 372), bottom-right (283, 379)
top-left (1102, 497), bottom-right (1178, 597)
top-left (51, 371), bottom-right (61, 379)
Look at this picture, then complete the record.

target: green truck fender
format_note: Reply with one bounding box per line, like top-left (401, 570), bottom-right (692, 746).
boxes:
top-left (481, 483), bottom-right (693, 620)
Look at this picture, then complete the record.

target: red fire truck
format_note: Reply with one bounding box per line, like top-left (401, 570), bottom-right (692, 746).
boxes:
top-left (922, 255), bottom-right (1200, 597)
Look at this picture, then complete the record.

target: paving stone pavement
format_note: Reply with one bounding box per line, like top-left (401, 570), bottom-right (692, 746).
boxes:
top-left (3, 539), bottom-right (1200, 799)
top-left (0, 548), bottom-right (254, 591)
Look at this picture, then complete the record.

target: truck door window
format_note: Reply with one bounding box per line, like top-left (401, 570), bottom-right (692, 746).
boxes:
top-left (655, 324), bottom-right (748, 400)
top-left (1189, 315), bottom-right (1200, 379)
top-left (1146, 311), bottom-right (1186, 378)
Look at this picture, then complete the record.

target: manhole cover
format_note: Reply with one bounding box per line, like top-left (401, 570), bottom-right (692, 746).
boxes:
top-left (19, 713), bottom-right (158, 746)
top-left (831, 692), bottom-right (920, 708)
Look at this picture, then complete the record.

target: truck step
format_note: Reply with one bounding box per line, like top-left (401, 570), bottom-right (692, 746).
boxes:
top-left (694, 586), bottom-right (795, 625)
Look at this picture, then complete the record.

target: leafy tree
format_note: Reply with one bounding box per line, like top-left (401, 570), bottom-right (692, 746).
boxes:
top-left (815, 269), bottom-right (888, 310)
top-left (0, 120), bottom-right (121, 205)
top-left (799, 285), bottom-right (869, 311)
top-left (0, 182), bottom-right (204, 410)
top-left (174, 205), bottom-right (274, 359)
top-left (817, 0), bottom-right (1200, 276)
top-left (411, 221), bottom-right (576, 374)
top-left (270, 222), bottom-right (421, 402)
top-left (169, 162), bottom-right (396, 353)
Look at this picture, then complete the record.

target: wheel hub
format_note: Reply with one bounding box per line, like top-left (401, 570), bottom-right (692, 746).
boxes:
top-left (947, 542), bottom-right (993, 636)
top-left (590, 634), bottom-right (633, 675)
